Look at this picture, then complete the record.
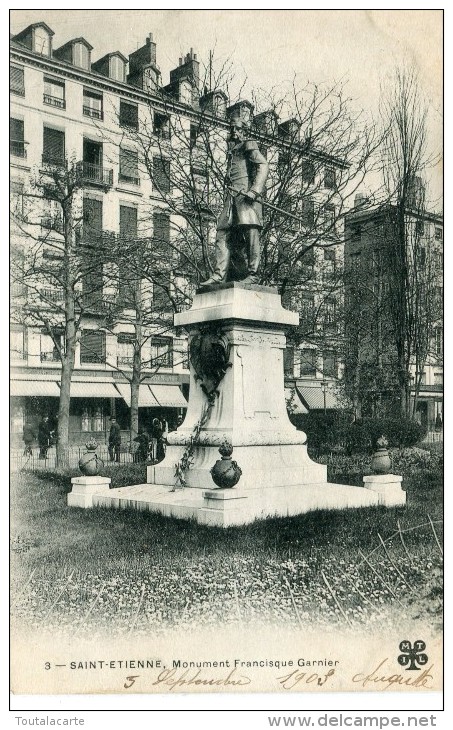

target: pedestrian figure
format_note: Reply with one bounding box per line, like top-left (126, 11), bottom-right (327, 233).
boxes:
top-left (23, 421), bottom-right (35, 456)
top-left (38, 416), bottom-right (51, 459)
top-left (152, 418), bottom-right (165, 463)
top-left (133, 426), bottom-right (150, 462)
top-left (108, 417), bottom-right (121, 463)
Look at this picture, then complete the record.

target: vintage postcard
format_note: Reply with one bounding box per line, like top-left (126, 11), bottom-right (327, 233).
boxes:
top-left (10, 8), bottom-right (443, 711)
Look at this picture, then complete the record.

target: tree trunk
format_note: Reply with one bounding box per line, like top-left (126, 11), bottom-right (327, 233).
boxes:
top-left (56, 200), bottom-right (77, 467)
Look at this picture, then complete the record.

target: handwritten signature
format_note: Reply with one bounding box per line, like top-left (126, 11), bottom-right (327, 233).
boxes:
top-left (352, 658), bottom-right (434, 691)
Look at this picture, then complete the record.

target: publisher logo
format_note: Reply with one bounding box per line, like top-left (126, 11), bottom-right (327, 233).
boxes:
top-left (398, 640), bottom-right (428, 670)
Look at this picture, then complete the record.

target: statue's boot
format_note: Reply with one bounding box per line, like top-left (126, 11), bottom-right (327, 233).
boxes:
top-left (198, 275), bottom-right (224, 289)
top-left (240, 274), bottom-right (259, 285)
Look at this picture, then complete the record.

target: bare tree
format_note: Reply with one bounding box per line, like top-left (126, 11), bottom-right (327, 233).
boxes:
top-left (10, 159), bottom-right (114, 465)
top-left (379, 66), bottom-right (441, 416)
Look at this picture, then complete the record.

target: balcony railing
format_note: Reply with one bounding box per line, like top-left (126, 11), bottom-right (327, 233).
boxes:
top-left (117, 355), bottom-right (134, 367)
top-left (77, 228), bottom-right (116, 247)
top-left (43, 93), bottom-right (66, 109)
top-left (83, 106), bottom-right (103, 120)
top-left (10, 140), bottom-right (27, 158)
top-left (79, 162), bottom-right (113, 187)
top-left (41, 288), bottom-right (64, 302)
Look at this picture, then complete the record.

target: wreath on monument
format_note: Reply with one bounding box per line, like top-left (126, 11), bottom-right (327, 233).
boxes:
top-left (173, 326), bottom-right (232, 489)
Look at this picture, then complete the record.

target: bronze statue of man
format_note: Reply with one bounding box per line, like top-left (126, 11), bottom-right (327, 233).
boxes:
top-left (199, 117), bottom-right (269, 288)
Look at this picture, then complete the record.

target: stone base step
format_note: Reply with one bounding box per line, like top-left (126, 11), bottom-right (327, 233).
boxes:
top-left (92, 479), bottom-right (405, 527)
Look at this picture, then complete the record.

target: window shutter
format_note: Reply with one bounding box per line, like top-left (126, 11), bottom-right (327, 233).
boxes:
top-left (301, 198), bottom-right (314, 227)
top-left (10, 118), bottom-right (24, 142)
top-left (153, 211), bottom-right (170, 245)
top-left (120, 205), bottom-right (137, 240)
top-left (153, 157), bottom-right (171, 193)
top-left (119, 148), bottom-right (139, 184)
top-left (43, 127), bottom-right (65, 164)
top-left (83, 198), bottom-right (103, 231)
top-left (82, 265), bottom-right (103, 308)
top-left (80, 330), bottom-right (106, 363)
top-left (10, 65), bottom-right (25, 93)
top-left (119, 101), bottom-right (138, 129)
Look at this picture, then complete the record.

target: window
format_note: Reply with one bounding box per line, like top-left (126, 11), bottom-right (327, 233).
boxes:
top-left (324, 167), bottom-right (336, 189)
top-left (83, 89), bottom-right (103, 119)
top-left (80, 330), bottom-right (106, 364)
top-left (302, 160), bottom-right (315, 185)
top-left (415, 219), bottom-right (425, 236)
top-left (323, 351), bottom-right (337, 378)
top-left (153, 157), bottom-right (171, 193)
top-left (119, 101), bottom-right (138, 130)
top-left (284, 347), bottom-right (295, 376)
top-left (301, 198), bottom-right (314, 227)
top-left (10, 180), bottom-right (24, 218)
top-left (81, 198), bottom-right (103, 245)
top-left (118, 206), bottom-right (138, 305)
top-left (434, 328), bottom-right (443, 357)
top-left (300, 349), bottom-right (317, 377)
top-left (10, 326), bottom-right (26, 360)
top-left (417, 247), bottom-right (426, 267)
top-left (119, 148), bottom-right (139, 185)
top-left (324, 248), bottom-right (335, 262)
top-left (10, 118), bottom-right (26, 158)
top-left (110, 56), bottom-right (125, 82)
top-left (34, 26), bottom-right (51, 56)
top-left (323, 248), bottom-right (336, 280)
top-left (40, 330), bottom-right (63, 362)
top-left (301, 246), bottom-right (315, 267)
top-left (10, 65), bottom-right (25, 96)
top-left (435, 226), bottom-right (443, 241)
top-left (43, 77), bottom-right (65, 109)
top-left (73, 42), bottom-right (90, 70)
top-left (82, 264), bottom-right (104, 309)
top-left (81, 403), bottom-right (106, 432)
top-left (10, 402), bottom-right (25, 434)
top-left (324, 204), bottom-right (335, 229)
top-left (150, 337), bottom-right (173, 368)
top-left (117, 333), bottom-right (135, 367)
top-left (434, 372), bottom-right (443, 386)
top-left (323, 298), bottom-right (337, 332)
top-left (153, 210), bottom-right (170, 247)
top-left (43, 127), bottom-right (65, 166)
top-left (154, 112), bottom-right (170, 139)
top-left (300, 294), bottom-right (315, 330)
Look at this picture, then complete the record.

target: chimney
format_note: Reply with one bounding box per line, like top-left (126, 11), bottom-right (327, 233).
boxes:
top-left (169, 49), bottom-right (200, 89)
top-left (355, 192), bottom-right (367, 208)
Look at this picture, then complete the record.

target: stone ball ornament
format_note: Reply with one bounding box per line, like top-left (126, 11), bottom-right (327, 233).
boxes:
top-left (210, 439), bottom-right (242, 489)
top-left (371, 435), bottom-right (391, 474)
top-left (78, 438), bottom-right (104, 477)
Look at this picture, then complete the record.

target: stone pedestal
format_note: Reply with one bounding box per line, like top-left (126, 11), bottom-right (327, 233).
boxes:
top-left (148, 284), bottom-right (326, 491)
top-left (90, 284), bottom-right (405, 525)
top-left (67, 476), bottom-right (111, 508)
top-left (363, 474), bottom-right (406, 507)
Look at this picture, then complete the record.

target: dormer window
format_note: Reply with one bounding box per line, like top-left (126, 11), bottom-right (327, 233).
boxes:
top-left (34, 25), bottom-right (51, 56)
top-left (53, 37), bottom-right (92, 71)
top-left (74, 42), bottom-right (90, 70)
top-left (110, 55), bottom-right (126, 82)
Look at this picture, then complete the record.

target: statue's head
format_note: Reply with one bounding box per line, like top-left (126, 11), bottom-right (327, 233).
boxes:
top-left (228, 118), bottom-right (250, 145)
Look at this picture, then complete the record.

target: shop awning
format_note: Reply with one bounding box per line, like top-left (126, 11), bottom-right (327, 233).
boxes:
top-left (150, 384), bottom-right (188, 408)
top-left (296, 383), bottom-right (340, 411)
top-left (115, 383), bottom-right (160, 408)
top-left (285, 387), bottom-right (308, 414)
top-left (70, 382), bottom-right (121, 399)
top-left (10, 380), bottom-right (60, 397)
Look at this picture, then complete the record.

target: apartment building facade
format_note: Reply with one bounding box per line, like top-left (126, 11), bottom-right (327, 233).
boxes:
top-left (344, 197), bottom-right (443, 433)
top-left (10, 21), bottom-right (346, 447)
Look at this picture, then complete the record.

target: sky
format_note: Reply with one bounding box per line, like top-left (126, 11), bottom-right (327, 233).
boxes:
top-left (9, 8), bottom-right (443, 203)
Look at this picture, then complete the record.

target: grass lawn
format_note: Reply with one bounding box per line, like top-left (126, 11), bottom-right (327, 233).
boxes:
top-left (10, 450), bottom-right (443, 639)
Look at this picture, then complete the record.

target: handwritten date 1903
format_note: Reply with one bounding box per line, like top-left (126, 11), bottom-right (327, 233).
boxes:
top-left (277, 668), bottom-right (336, 690)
